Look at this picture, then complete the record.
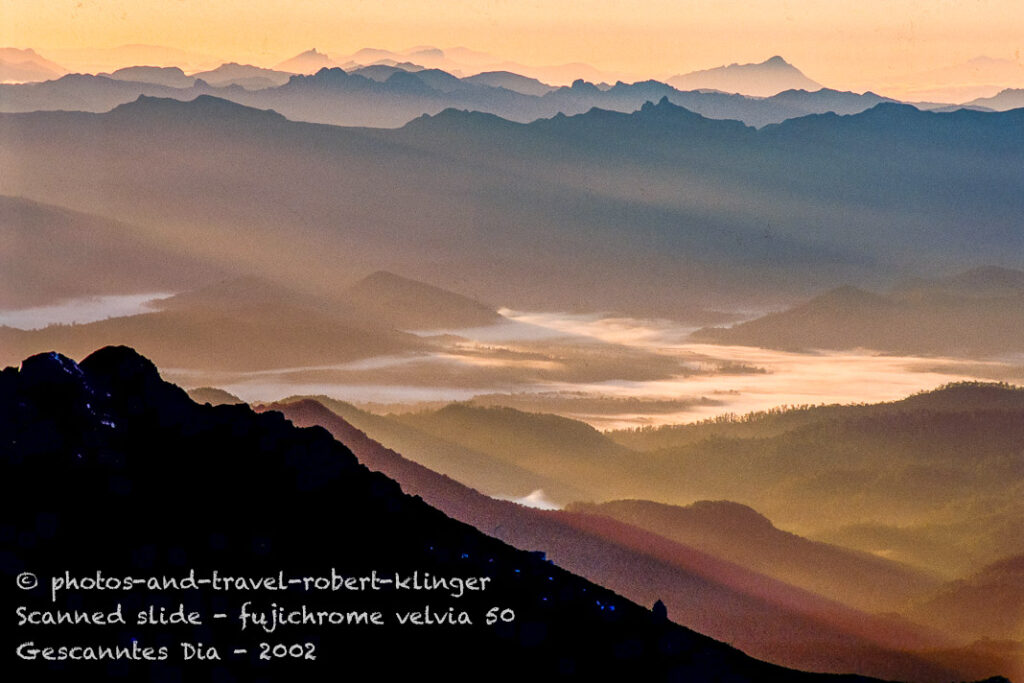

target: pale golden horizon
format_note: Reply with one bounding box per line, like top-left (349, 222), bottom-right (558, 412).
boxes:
top-left (3, 0), bottom-right (1023, 93)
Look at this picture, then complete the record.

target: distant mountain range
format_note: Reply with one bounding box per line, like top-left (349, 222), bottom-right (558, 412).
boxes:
top-left (668, 56), bottom-right (822, 97)
top-left (691, 267), bottom-right (1024, 356)
top-left (908, 553), bottom-right (1024, 643)
top-left (0, 271), bottom-right (504, 371)
top-left (966, 87), bottom-right (1024, 111)
top-left (3, 95), bottom-right (1023, 314)
top-left (0, 47), bottom-right (66, 83)
top-left (275, 47), bottom-right (337, 73)
top-left (270, 397), bottom-right (1007, 682)
top-left (603, 382), bottom-right (1024, 577)
top-left (281, 382), bottom-right (1024, 583)
top-left (0, 65), bottom-right (906, 128)
top-left (10, 44), bottom-right (1024, 102)
top-left (887, 56), bottom-right (1024, 102)
top-left (566, 499), bottom-right (938, 615)
top-left (8, 345), bottom-right (885, 682)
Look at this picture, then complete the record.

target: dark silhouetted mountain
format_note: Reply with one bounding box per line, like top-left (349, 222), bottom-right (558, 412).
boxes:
top-left (566, 499), bottom-right (939, 614)
top-left (691, 268), bottom-right (1024, 356)
top-left (669, 56), bottom-right (822, 96)
top-left (189, 62), bottom-right (294, 89)
top-left (0, 195), bottom-right (224, 308)
top-left (3, 346), bottom-right (883, 682)
top-left (268, 398), bottom-right (996, 682)
top-left (103, 65), bottom-right (196, 88)
top-left (105, 92), bottom-right (288, 125)
top-left (4, 96), bottom-right (1024, 314)
top-left (966, 87), bottom-right (1024, 111)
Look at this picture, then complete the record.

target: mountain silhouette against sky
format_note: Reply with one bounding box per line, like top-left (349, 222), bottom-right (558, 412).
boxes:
top-left (0, 64), bottom-right (922, 129)
top-left (4, 94), bottom-right (1023, 316)
top-left (1, 345), bottom-right (920, 682)
top-left (268, 397), bottom-right (1007, 682)
top-left (967, 87), bottom-right (1024, 111)
top-left (566, 499), bottom-right (939, 615)
top-left (274, 48), bottom-right (339, 73)
top-left (102, 65), bottom-right (196, 88)
top-left (668, 57), bottom-right (822, 97)
top-left (0, 47), bottom-right (67, 83)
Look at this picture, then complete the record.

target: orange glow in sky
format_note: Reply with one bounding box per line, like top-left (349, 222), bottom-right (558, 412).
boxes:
top-left (3, 0), bottom-right (1023, 91)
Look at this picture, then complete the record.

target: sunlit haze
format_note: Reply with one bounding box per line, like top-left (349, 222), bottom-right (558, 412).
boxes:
top-left (4, 0), bottom-right (1023, 92)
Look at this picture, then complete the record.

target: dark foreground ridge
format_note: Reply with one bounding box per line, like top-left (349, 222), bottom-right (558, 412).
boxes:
top-left (0, 346), bottom-right (895, 682)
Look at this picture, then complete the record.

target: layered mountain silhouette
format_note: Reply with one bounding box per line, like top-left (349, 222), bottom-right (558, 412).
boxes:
top-left (668, 57), bottom-right (822, 96)
top-left (565, 499), bottom-right (939, 614)
top-left (326, 45), bottom-right (619, 85)
top-left (0, 267), bottom-right (509, 372)
top-left (267, 398), bottom-right (1013, 682)
top-left (277, 396), bottom-right (596, 504)
top-left (0, 276), bottom-right (425, 371)
top-left (0, 65), bottom-right (902, 128)
top-left (967, 87), bottom-right (1024, 111)
top-left (909, 553), bottom-right (1024, 644)
top-left (284, 380), bottom-right (1024, 584)
top-left (4, 95), bottom-right (1023, 314)
top-left (2, 345), bottom-right (912, 682)
top-left (603, 382), bottom-right (1024, 577)
top-left (691, 267), bottom-right (1024, 356)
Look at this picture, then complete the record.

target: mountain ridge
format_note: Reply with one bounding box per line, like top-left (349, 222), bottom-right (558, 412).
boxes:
top-left (1, 344), bottom-right (908, 682)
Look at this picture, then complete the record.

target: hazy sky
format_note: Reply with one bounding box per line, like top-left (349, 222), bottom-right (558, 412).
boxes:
top-left (4, 0), bottom-right (1023, 89)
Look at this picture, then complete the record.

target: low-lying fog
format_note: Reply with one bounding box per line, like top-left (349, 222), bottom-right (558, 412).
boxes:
top-left (0, 293), bottom-right (173, 330)
top-left (164, 308), bottom-right (1020, 428)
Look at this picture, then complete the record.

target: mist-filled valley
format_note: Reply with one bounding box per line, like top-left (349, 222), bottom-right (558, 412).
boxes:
top-left (3, 42), bottom-right (1023, 683)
